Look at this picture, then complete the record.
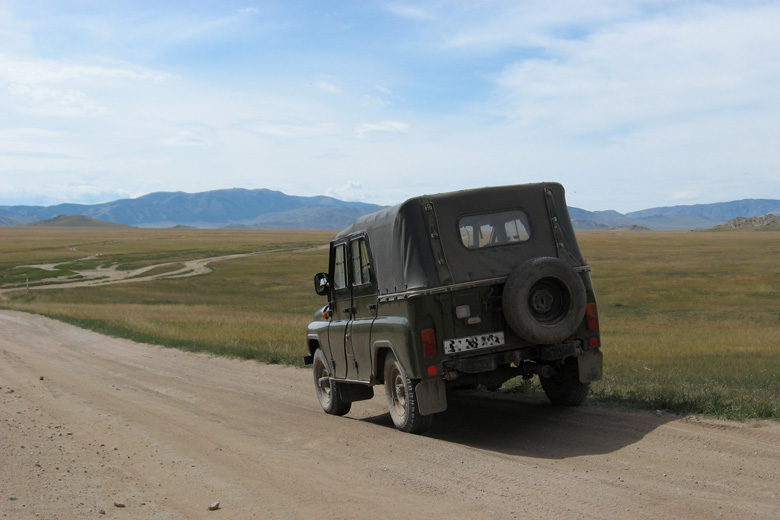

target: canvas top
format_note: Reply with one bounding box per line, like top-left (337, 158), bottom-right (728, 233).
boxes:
top-left (333, 182), bottom-right (586, 295)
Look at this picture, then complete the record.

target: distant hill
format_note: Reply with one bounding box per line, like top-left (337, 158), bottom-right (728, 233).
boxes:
top-left (0, 215), bottom-right (21, 226)
top-left (614, 225), bottom-right (652, 232)
top-left (225, 205), bottom-right (389, 230)
top-left (568, 199), bottom-right (780, 230)
top-left (0, 188), bottom-right (384, 229)
top-left (713, 214), bottom-right (780, 231)
top-left (626, 199), bottom-right (780, 221)
top-left (27, 215), bottom-right (132, 228)
top-left (1, 189), bottom-right (778, 231)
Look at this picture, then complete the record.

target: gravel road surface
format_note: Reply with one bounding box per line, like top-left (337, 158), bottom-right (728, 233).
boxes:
top-left (1, 310), bottom-right (778, 519)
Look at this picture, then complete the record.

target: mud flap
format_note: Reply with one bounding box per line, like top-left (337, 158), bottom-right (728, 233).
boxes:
top-left (415, 379), bottom-right (447, 416)
top-left (578, 349), bottom-right (603, 383)
top-left (339, 383), bottom-right (375, 403)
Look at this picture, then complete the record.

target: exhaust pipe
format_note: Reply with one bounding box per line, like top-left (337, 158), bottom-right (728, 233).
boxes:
top-left (523, 361), bottom-right (556, 378)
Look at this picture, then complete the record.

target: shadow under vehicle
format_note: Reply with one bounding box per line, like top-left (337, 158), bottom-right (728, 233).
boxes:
top-left (304, 183), bottom-right (602, 434)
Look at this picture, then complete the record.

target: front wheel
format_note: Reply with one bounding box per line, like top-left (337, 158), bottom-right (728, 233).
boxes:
top-left (383, 352), bottom-right (433, 434)
top-left (540, 359), bottom-right (590, 406)
top-left (312, 348), bottom-right (351, 416)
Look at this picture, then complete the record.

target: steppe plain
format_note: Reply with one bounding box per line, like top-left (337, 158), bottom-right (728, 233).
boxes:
top-left (1, 227), bottom-right (779, 518)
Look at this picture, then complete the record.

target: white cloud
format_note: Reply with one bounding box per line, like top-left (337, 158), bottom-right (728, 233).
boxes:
top-left (374, 85), bottom-right (393, 96)
top-left (441, 0), bottom-right (637, 51)
top-left (670, 191), bottom-right (703, 201)
top-left (487, 2), bottom-right (780, 142)
top-left (1, 150), bottom-right (80, 159)
top-left (383, 3), bottom-right (437, 22)
top-left (238, 119), bottom-right (341, 139)
top-left (355, 121), bottom-right (409, 140)
top-left (7, 83), bottom-right (108, 116)
top-left (360, 85), bottom-right (396, 108)
top-left (161, 133), bottom-right (214, 147)
top-left (0, 54), bottom-right (168, 117)
top-left (360, 94), bottom-right (390, 108)
top-left (0, 54), bottom-right (166, 85)
top-left (315, 79), bottom-right (341, 94)
top-left (326, 181), bottom-right (363, 201)
top-left (314, 152), bottom-right (349, 160)
top-left (0, 181), bottom-right (136, 206)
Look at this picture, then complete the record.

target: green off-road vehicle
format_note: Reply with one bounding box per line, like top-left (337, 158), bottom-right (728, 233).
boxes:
top-left (304, 183), bottom-right (602, 434)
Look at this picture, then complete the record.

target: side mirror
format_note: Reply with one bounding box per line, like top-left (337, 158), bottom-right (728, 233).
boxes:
top-left (313, 272), bottom-right (330, 296)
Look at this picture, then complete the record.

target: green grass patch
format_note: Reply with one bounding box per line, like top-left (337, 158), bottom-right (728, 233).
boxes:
top-left (1, 266), bottom-right (77, 286)
top-left (46, 313), bottom-right (305, 366)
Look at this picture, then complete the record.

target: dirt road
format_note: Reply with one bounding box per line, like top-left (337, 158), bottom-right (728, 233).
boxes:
top-left (2, 310), bottom-right (778, 519)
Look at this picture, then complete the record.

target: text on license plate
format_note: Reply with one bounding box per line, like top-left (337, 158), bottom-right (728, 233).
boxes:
top-left (443, 332), bottom-right (505, 354)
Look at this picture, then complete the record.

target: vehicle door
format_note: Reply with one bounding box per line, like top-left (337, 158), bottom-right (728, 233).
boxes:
top-left (345, 236), bottom-right (377, 381)
top-left (327, 241), bottom-right (351, 379)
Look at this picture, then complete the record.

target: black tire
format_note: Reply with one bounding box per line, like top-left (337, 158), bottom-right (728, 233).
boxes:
top-left (502, 257), bottom-right (587, 344)
top-left (312, 348), bottom-right (351, 416)
top-left (383, 352), bottom-right (433, 434)
top-left (540, 359), bottom-right (590, 406)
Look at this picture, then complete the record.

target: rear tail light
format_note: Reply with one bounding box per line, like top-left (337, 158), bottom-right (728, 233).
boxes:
top-left (586, 303), bottom-right (599, 331)
top-left (421, 328), bottom-right (437, 359)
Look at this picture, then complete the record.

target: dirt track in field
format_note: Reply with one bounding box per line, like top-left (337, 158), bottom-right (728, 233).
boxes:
top-left (1, 310), bottom-right (778, 519)
top-left (3, 244), bottom-right (330, 294)
top-left (3, 251), bottom-right (273, 294)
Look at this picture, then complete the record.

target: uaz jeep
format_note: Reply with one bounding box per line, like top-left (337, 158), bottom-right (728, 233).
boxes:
top-left (304, 183), bottom-right (602, 433)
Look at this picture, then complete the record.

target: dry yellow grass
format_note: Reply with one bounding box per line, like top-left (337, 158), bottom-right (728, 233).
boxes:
top-left (1, 226), bottom-right (778, 419)
top-left (575, 230), bottom-right (780, 418)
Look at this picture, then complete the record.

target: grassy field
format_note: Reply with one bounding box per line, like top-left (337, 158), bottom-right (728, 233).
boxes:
top-left (0, 227), bottom-right (332, 364)
top-left (579, 230), bottom-right (779, 419)
top-left (1, 226), bottom-right (778, 420)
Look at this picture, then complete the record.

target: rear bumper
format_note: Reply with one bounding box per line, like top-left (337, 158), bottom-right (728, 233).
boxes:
top-left (441, 340), bottom-right (602, 383)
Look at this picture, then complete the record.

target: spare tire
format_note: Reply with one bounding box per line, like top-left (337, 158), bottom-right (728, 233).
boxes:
top-left (502, 257), bottom-right (587, 344)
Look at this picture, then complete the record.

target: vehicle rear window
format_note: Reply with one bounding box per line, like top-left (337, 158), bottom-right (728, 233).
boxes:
top-left (458, 210), bottom-right (530, 249)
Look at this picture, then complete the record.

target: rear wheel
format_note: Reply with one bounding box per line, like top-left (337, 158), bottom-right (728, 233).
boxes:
top-left (383, 352), bottom-right (433, 434)
top-left (540, 359), bottom-right (590, 406)
top-left (312, 348), bottom-right (351, 416)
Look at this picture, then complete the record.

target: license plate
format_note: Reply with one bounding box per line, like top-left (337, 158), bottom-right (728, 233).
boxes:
top-left (443, 332), bottom-right (505, 354)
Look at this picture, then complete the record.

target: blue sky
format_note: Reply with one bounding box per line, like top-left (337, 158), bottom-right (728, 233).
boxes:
top-left (1, 0), bottom-right (778, 212)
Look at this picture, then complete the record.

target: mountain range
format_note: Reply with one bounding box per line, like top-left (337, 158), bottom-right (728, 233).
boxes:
top-left (569, 199), bottom-right (780, 230)
top-left (1, 188), bottom-right (778, 231)
top-left (0, 189), bottom-right (383, 230)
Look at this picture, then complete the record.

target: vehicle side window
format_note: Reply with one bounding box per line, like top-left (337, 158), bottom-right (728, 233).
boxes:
top-left (333, 244), bottom-right (347, 290)
top-left (350, 238), bottom-right (372, 286)
top-left (459, 210), bottom-right (531, 249)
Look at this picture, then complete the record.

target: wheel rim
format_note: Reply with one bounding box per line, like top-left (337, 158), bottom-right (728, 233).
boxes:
top-left (387, 366), bottom-right (407, 420)
top-left (528, 278), bottom-right (569, 324)
top-left (314, 358), bottom-right (331, 406)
